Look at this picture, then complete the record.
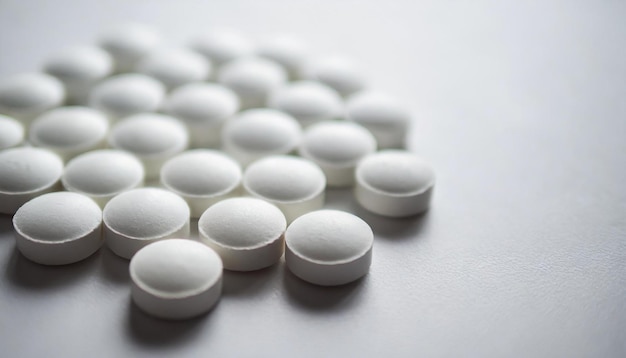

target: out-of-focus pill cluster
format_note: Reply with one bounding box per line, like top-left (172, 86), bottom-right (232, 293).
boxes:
top-left (0, 23), bottom-right (435, 320)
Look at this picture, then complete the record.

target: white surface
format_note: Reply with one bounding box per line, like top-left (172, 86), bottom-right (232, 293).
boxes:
top-left (0, 1), bottom-right (625, 357)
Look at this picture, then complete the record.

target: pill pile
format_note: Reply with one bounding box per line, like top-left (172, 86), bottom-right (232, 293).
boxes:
top-left (0, 23), bottom-right (436, 320)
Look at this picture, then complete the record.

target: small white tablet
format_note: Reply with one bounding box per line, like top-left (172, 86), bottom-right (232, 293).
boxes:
top-left (130, 239), bottom-right (223, 320)
top-left (103, 187), bottom-right (190, 259)
top-left (0, 147), bottom-right (64, 214)
top-left (198, 197), bottom-right (286, 271)
top-left (0, 73), bottom-right (65, 125)
top-left (285, 210), bottom-right (373, 286)
top-left (98, 23), bottom-right (161, 73)
top-left (268, 81), bottom-right (343, 128)
top-left (13, 192), bottom-right (103, 265)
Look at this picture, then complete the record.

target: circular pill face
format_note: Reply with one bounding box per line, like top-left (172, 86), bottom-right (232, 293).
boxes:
top-left (44, 45), bottom-right (113, 82)
top-left (89, 73), bottom-right (165, 119)
top-left (161, 149), bottom-right (241, 197)
top-left (29, 106), bottom-right (109, 157)
top-left (199, 197), bottom-right (286, 249)
top-left (62, 149), bottom-right (144, 200)
top-left (243, 156), bottom-right (325, 203)
top-left (13, 191), bottom-right (103, 265)
top-left (300, 121), bottom-right (376, 167)
top-left (136, 47), bottom-right (211, 90)
top-left (98, 23), bottom-right (161, 72)
top-left (217, 57), bottom-right (287, 108)
top-left (268, 81), bottom-right (342, 127)
top-left (222, 108), bottom-right (302, 164)
top-left (103, 188), bottom-right (189, 240)
top-left (130, 239), bottom-right (222, 299)
top-left (345, 91), bottom-right (410, 148)
top-left (0, 114), bottom-right (24, 149)
top-left (0, 147), bottom-right (64, 195)
top-left (300, 56), bottom-right (366, 97)
top-left (0, 73), bottom-right (64, 118)
top-left (109, 113), bottom-right (188, 157)
top-left (357, 150), bottom-right (435, 195)
top-left (286, 210), bottom-right (373, 264)
top-left (198, 197), bottom-right (286, 271)
top-left (257, 35), bottom-right (309, 77)
top-left (191, 29), bottom-right (254, 66)
top-left (14, 192), bottom-right (102, 244)
top-left (164, 83), bottom-right (239, 127)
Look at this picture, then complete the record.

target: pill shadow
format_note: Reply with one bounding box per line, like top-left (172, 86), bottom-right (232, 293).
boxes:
top-left (4, 246), bottom-right (100, 290)
top-left (282, 268), bottom-right (367, 312)
top-left (99, 246), bottom-right (130, 284)
top-left (352, 203), bottom-right (431, 241)
top-left (222, 263), bottom-right (280, 297)
top-left (126, 298), bottom-right (212, 347)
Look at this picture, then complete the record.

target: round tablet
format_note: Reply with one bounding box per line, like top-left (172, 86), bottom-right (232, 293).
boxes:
top-left (29, 106), bottom-right (109, 161)
top-left (0, 147), bottom-right (64, 214)
top-left (222, 108), bottom-right (302, 166)
top-left (89, 73), bottom-right (165, 122)
top-left (217, 57), bottom-right (287, 109)
top-left (62, 149), bottom-right (145, 207)
top-left (160, 150), bottom-right (242, 218)
top-left (0, 73), bottom-right (65, 124)
top-left (108, 113), bottom-right (188, 179)
top-left (163, 83), bottom-right (239, 148)
top-left (43, 45), bottom-right (114, 104)
top-left (103, 188), bottom-right (190, 259)
top-left (198, 197), bottom-right (286, 271)
top-left (13, 192), bottom-right (102, 265)
top-left (243, 155), bottom-right (325, 223)
top-left (191, 29), bottom-right (255, 68)
top-left (346, 91), bottom-right (410, 149)
top-left (268, 81), bottom-right (343, 127)
top-left (299, 121), bottom-right (376, 187)
top-left (355, 150), bottom-right (435, 217)
top-left (257, 34), bottom-right (309, 80)
top-left (136, 47), bottom-right (212, 91)
top-left (98, 23), bottom-right (161, 73)
top-left (285, 210), bottom-right (373, 286)
top-left (130, 239), bottom-right (222, 320)
top-left (0, 114), bottom-right (24, 149)
top-left (300, 55), bottom-right (366, 97)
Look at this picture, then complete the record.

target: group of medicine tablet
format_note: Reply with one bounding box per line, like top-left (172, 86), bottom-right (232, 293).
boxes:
top-left (0, 23), bottom-right (436, 320)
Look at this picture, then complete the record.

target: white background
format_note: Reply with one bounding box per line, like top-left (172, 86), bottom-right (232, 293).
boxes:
top-left (1, 1), bottom-right (625, 357)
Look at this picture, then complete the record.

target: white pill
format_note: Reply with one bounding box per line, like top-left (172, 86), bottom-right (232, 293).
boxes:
top-left (300, 56), bottom-right (366, 97)
top-left (222, 109), bottom-right (302, 167)
top-left (257, 35), bottom-right (309, 80)
top-left (108, 113), bottom-right (188, 179)
top-left (299, 121), bottom-right (376, 187)
top-left (29, 106), bottom-right (109, 161)
top-left (285, 210), bottom-right (373, 286)
top-left (160, 150), bottom-right (242, 218)
top-left (0, 147), bottom-right (63, 214)
top-left (191, 29), bottom-right (254, 68)
top-left (136, 47), bottom-right (212, 91)
top-left (62, 149), bottom-right (145, 207)
top-left (0, 114), bottom-right (24, 149)
top-left (103, 188), bottom-right (190, 259)
top-left (13, 192), bottom-right (102, 265)
top-left (243, 155), bottom-right (325, 223)
top-left (0, 73), bottom-right (65, 125)
top-left (346, 91), bottom-right (410, 149)
top-left (43, 45), bottom-right (114, 104)
top-left (217, 57), bottom-right (287, 109)
top-left (268, 81), bottom-right (343, 128)
top-left (89, 73), bottom-right (165, 122)
top-left (163, 83), bottom-right (239, 148)
top-left (130, 239), bottom-right (222, 320)
top-left (98, 23), bottom-right (161, 73)
top-left (355, 150), bottom-right (435, 217)
top-left (198, 197), bottom-right (286, 271)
